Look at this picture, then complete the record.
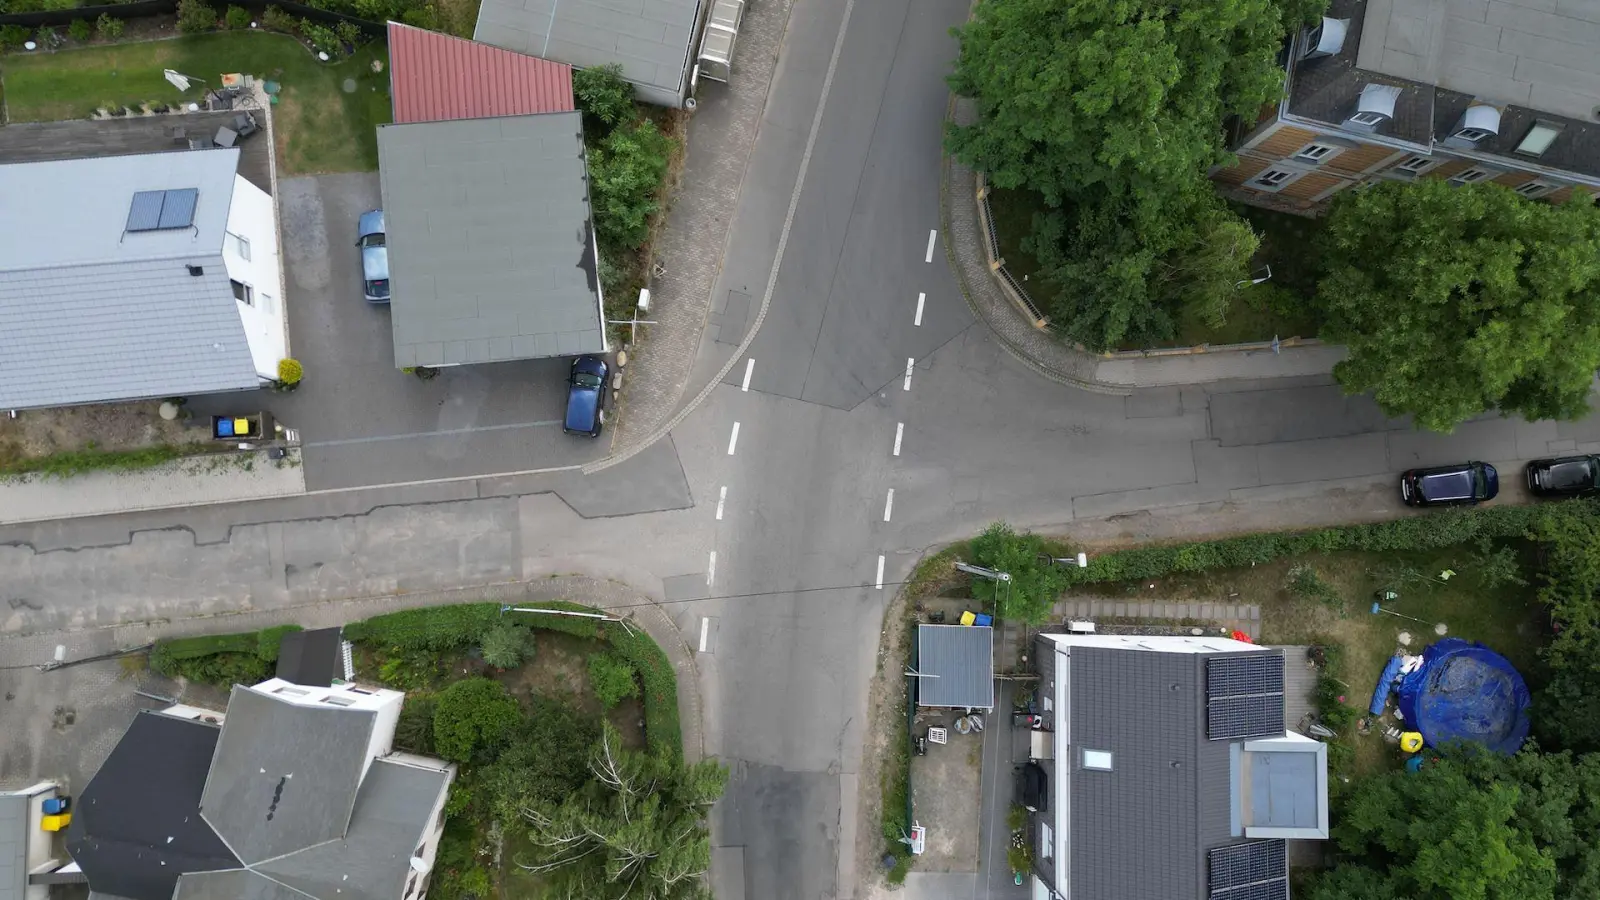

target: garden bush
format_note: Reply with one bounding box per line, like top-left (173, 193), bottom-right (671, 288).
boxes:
top-left (586, 653), bottom-right (637, 709)
top-left (0, 24), bottom-right (29, 49)
top-left (94, 14), bottom-right (122, 40)
top-left (176, 0), bottom-right (217, 34)
top-left (432, 677), bottom-right (522, 764)
top-left (572, 63), bottom-right (633, 130)
top-left (588, 120), bottom-right (673, 252)
top-left (223, 5), bottom-right (251, 28)
top-left (67, 18), bottom-right (91, 41)
top-left (478, 623), bottom-right (531, 669)
top-left (149, 625), bottom-right (301, 685)
top-left (395, 692), bottom-right (437, 756)
top-left (343, 603), bottom-right (503, 650)
top-left (261, 4), bottom-right (297, 32)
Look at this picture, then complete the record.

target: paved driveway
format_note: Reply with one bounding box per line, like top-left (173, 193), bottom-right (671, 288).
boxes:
top-left (189, 173), bottom-right (611, 491)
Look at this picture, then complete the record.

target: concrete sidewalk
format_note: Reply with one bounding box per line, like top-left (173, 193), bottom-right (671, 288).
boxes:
top-left (0, 448), bottom-right (306, 526)
top-left (941, 96), bottom-right (1343, 392)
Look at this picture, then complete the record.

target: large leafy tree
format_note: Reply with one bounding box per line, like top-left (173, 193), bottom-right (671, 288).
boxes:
top-left (1529, 503), bottom-right (1600, 753)
top-left (946, 0), bottom-right (1292, 348)
top-left (517, 724), bottom-right (728, 900)
top-left (968, 522), bottom-right (1069, 623)
top-left (1316, 180), bottom-right (1600, 432)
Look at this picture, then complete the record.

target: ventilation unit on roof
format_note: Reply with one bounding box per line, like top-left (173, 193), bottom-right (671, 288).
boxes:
top-left (1301, 17), bottom-right (1349, 59)
top-left (126, 188), bottom-right (199, 233)
top-left (1447, 102), bottom-right (1502, 145)
top-left (1343, 84), bottom-right (1402, 132)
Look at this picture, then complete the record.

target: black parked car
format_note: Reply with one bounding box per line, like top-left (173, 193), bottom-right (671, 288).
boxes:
top-left (1525, 455), bottom-right (1600, 498)
top-left (1401, 461), bottom-right (1498, 507)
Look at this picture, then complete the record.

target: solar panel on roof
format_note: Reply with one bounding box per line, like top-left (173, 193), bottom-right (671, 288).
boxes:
top-left (126, 188), bottom-right (199, 233)
top-left (1206, 654), bottom-right (1286, 740)
top-left (126, 190), bottom-right (167, 232)
top-left (1209, 840), bottom-right (1287, 900)
top-left (157, 188), bottom-right (198, 229)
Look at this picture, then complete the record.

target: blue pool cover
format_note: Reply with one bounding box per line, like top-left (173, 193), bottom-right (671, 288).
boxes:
top-left (1395, 638), bottom-right (1530, 755)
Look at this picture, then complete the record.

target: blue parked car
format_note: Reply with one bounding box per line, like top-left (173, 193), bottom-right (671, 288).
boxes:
top-left (357, 209), bottom-right (389, 303)
top-left (564, 356), bottom-right (609, 437)
top-left (1401, 461), bottom-right (1498, 507)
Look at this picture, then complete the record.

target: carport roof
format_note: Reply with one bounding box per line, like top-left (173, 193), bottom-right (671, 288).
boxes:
top-left (916, 625), bottom-right (994, 709)
top-left (473, 0), bottom-right (699, 100)
top-left (377, 113), bottom-right (606, 367)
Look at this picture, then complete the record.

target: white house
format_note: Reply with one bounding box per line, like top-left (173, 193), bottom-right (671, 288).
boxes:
top-left (0, 148), bottom-right (287, 410)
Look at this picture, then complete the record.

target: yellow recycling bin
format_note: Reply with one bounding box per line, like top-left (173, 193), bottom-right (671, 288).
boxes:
top-left (41, 813), bottom-right (71, 832)
top-left (1399, 732), bottom-right (1424, 754)
top-left (959, 611), bottom-right (977, 626)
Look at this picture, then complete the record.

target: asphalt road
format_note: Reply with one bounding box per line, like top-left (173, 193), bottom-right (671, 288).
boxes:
top-left (8, 1), bottom-right (1600, 900)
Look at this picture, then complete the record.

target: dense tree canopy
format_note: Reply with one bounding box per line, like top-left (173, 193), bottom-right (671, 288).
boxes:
top-left (1316, 180), bottom-right (1600, 432)
top-left (1529, 503), bottom-right (1600, 753)
top-left (946, 0), bottom-right (1300, 348)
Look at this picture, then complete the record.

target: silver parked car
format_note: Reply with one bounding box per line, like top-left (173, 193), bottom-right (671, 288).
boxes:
top-left (357, 209), bottom-right (389, 304)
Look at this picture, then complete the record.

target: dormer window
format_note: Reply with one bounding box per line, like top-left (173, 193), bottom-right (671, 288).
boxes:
top-left (1345, 84), bottom-right (1401, 131)
top-left (1301, 17), bottom-right (1350, 59)
top-left (1515, 121), bottom-right (1564, 157)
top-left (1450, 103), bottom-right (1501, 144)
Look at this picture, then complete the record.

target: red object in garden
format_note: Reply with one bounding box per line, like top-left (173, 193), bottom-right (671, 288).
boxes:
top-left (1231, 630), bottom-right (1254, 643)
top-left (387, 22), bottom-right (575, 125)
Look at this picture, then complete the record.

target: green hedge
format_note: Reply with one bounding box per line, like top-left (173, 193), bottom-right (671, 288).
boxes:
top-left (1063, 504), bottom-right (1554, 586)
top-left (150, 624), bottom-right (301, 684)
top-left (344, 601), bottom-right (683, 759)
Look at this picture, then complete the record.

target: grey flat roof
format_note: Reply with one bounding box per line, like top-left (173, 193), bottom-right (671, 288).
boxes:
top-left (475, 0), bottom-right (700, 99)
top-left (0, 795), bottom-right (24, 900)
top-left (377, 113), bottom-right (606, 367)
top-left (916, 625), bottom-right (994, 709)
top-left (0, 151), bottom-right (258, 409)
top-left (200, 687), bottom-right (376, 866)
top-left (1247, 751), bottom-right (1320, 829)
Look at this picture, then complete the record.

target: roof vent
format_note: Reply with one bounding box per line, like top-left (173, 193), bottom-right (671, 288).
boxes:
top-left (1301, 17), bottom-right (1349, 59)
top-left (127, 188), bottom-right (199, 233)
top-left (187, 264), bottom-right (204, 276)
top-left (1449, 102), bottom-right (1502, 145)
top-left (1344, 84), bottom-right (1402, 132)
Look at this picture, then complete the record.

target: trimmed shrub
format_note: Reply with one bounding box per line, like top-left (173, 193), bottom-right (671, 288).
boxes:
top-left (277, 358), bottom-right (303, 385)
top-left (343, 603), bottom-right (503, 650)
top-left (432, 677), bottom-right (521, 764)
top-left (176, 0), bottom-right (217, 34)
top-left (586, 653), bottom-right (637, 709)
top-left (223, 5), bottom-right (251, 28)
top-left (94, 14), bottom-right (122, 40)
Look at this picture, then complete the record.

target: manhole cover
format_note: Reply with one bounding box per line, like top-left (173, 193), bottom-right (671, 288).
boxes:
top-left (342, 78), bottom-right (357, 93)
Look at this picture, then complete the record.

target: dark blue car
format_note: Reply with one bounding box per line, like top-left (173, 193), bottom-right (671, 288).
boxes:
top-left (564, 356), bottom-right (609, 437)
top-left (1401, 461), bottom-right (1498, 507)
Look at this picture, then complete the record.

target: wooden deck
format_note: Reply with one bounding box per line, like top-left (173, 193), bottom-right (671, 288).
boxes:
top-left (0, 110), bottom-right (272, 195)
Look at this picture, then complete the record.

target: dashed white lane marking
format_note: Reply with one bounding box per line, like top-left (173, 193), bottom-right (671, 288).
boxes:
top-left (893, 422), bottom-right (904, 456)
top-left (883, 489), bottom-right (895, 522)
top-left (741, 358), bottom-right (755, 391)
top-left (925, 230), bottom-right (937, 263)
top-left (727, 422), bottom-right (741, 455)
top-left (699, 616), bottom-right (710, 652)
top-left (914, 292), bottom-right (925, 326)
top-left (716, 485), bottom-right (727, 520)
top-left (707, 551), bottom-right (717, 586)
top-left (903, 358), bottom-right (914, 391)
top-left (876, 555), bottom-right (885, 590)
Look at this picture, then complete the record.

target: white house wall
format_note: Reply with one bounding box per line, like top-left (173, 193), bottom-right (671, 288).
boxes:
top-left (223, 174), bottom-right (287, 379)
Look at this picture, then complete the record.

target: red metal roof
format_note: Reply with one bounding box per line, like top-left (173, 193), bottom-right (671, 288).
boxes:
top-left (387, 22), bottom-right (575, 124)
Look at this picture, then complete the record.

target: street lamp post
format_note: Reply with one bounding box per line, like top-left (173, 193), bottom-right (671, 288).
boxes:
top-left (955, 562), bottom-right (1012, 613)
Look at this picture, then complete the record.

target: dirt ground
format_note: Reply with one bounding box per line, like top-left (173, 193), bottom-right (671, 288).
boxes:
top-left (907, 708), bottom-right (983, 871)
top-left (494, 630), bottom-right (647, 750)
top-left (0, 401), bottom-right (209, 465)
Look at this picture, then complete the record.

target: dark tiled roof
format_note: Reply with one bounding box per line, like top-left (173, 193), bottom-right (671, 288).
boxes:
top-left (275, 627), bottom-right (344, 688)
top-left (1432, 89), bottom-right (1600, 181)
top-left (1287, 0), bottom-right (1434, 146)
top-left (65, 713), bottom-right (241, 900)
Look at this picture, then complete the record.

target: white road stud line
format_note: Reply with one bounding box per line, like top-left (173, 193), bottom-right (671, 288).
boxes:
top-left (699, 617), bottom-right (710, 652)
top-left (914, 292), bottom-right (925, 326)
top-left (707, 551), bottom-right (717, 586)
top-left (876, 555), bottom-right (885, 590)
top-left (893, 422), bottom-right (904, 456)
top-left (925, 230), bottom-right (937, 263)
top-left (741, 358), bottom-right (755, 391)
top-left (903, 358), bottom-right (915, 391)
top-left (727, 422), bottom-right (741, 455)
top-left (883, 489), bottom-right (895, 522)
top-left (716, 485), bottom-right (727, 520)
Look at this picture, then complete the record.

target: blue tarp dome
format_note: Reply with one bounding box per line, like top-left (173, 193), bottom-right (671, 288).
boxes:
top-left (1396, 638), bottom-right (1531, 755)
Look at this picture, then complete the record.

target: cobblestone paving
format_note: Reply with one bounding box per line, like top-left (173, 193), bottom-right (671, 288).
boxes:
top-left (610, 0), bottom-right (796, 455)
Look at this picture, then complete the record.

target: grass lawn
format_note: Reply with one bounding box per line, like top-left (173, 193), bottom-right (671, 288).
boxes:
top-left (985, 186), bottom-right (1328, 349)
top-left (1, 31), bottom-right (391, 174)
top-left (1086, 544), bottom-right (1548, 778)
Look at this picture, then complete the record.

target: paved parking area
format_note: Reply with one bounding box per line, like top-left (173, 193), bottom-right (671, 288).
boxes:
top-left (189, 173), bottom-right (612, 492)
